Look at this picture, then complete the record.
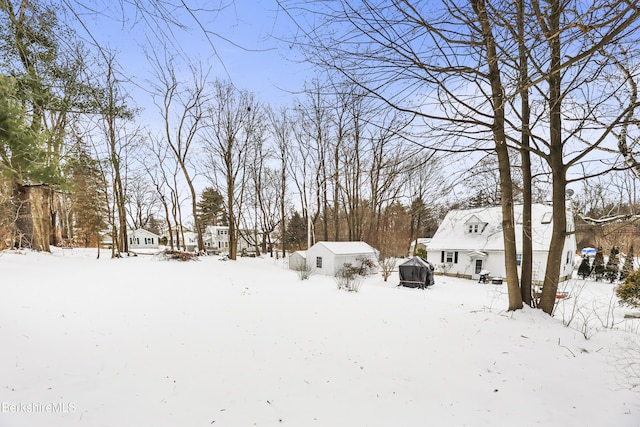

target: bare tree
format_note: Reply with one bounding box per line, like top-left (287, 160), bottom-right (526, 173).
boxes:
top-left (267, 106), bottom-right (293, 257)
top-left (202, 80), bottom-right (262, 260)
top-left (89, 53), bottom-right (141, 257)
top-left (149, 55), bottom-right (208, 253)
top-left (141, 133), bottom-right (176, 249)
top-left (126, 173), bottom-right (160, 230)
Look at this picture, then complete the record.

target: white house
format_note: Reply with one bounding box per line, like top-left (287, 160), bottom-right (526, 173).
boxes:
top-left (203, 226), bottom-right (230, 252)
top-left (203, 225), bottom-right (256, 254)
top-left (128, 228), bottom-right (160, 249)
top-left (426, 204), bottom-right (576, 283)
top-left (305, 241), bottom-right (380, 276)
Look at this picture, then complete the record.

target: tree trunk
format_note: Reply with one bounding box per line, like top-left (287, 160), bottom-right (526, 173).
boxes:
top-left (538, 0), bottom-right (566, 315)
top-left (13, 184), bottom-right (51, 252)
top-left (472, 0), bottom-right (522, 310)
top-left (517, 0), bottom-right (533, 306)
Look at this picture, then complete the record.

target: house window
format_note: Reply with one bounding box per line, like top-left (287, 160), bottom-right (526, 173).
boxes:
top-left (566, 251), bottom-right (572, 265)
top-left (442, 251), bottom-right (458, 263)
top-left (316, 257), bottom-right (323, 268)
top-left (516, 253), bottom-right (522, 266)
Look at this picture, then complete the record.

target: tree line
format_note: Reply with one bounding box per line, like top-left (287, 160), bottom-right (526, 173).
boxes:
top-left (0, 0), bottom-right (451, 261)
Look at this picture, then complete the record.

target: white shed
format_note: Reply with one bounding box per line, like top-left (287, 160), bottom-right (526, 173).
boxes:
top-left (306, 241), bottom-right (379, 276)
top-left (288, 250), bottom-right (307, 270)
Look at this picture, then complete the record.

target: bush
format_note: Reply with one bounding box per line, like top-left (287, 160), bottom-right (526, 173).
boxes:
top-left (616, 269), bottom-right (640, 308)
top-left (593, 247), bottom-right (605, 281)
top-left (355, 256), bottom-right (377, 276)
top-left (335, 263), bottom-right (363, 292)
top-left (577, 256), bottom-right (591, 279)
top-left (605, 246), bottom-right (620, 283)
top-left (620, 245), bottom-right (635, 281)
top-left (414, 247), bottom-right (428, 261)
top-left (379, 257), bottom-right (397, 282)
top-left (293, 261), bottom-right (313, 280)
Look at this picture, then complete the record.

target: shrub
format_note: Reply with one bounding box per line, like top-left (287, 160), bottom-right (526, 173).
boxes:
top-left (620, 245), bottom-right (635, 281)
top-left (616, 269), bottom-right (640, 308)
top-left (293, 261), bottom-right (313, 280)
top-left (604, 246), bottom-right (620, 283)
top-left (414, 247), bottom-right (428, 261)
top-left (355, 256), bottom-right (377, 276)
top-left (335, 263), bottom-right (363, 292)
top-left (593, 247), bottom-right (605, 281)
top-left (379, 257), bottom-right (397, 282)
top-left (577, 256), bottom-right (591, 279)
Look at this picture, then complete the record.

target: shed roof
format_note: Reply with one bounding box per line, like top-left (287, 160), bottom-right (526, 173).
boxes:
top-left (291, 250), bottom-right (307, 259)
top-left (312, 241), bottom-right (378, 255)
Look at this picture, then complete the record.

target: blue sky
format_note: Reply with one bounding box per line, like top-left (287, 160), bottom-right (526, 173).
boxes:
top-left (70, 1), bottom-right (313, 113)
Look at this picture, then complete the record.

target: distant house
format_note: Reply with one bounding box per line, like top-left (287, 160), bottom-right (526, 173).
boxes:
top-left (100, 232), bottom-right (113, 248)
top-left (203, 226), bottom-right (257, 254)
top-left (203, 226), bottom-right (230, 252)
top-left (128, 229), bottom-right (160, 249)
top-left (409, 238), bottom-right (431, 255)
top-left (426, 204), bottom-right (576, 283)
top-left (305, 241), bottom-right (379, 276)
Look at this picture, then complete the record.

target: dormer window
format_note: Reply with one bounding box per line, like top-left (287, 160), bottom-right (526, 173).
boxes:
top-left (465, 214), bottom-right (486, 234)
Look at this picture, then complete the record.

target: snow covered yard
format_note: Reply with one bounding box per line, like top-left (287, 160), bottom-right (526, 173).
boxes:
top-left (0, 249), bottom-right (638, 427)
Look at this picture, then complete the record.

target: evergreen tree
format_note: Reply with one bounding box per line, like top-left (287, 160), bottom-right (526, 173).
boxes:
top-left (593, 246), bottom-right (605, 281)
top-left (577, 256), bottom-right (591, 279)
top-left (285, 211), bottom-right (306, 250)
top-left (605, 246), bottom-right (620, 283)
top-left (196, 187), bottom-right (225, 228)
top-left (620, 245), bottom-right (635, 281)
top-left (66, 145), bottom-right (106, 248)
top-left (146, 214), bottom-right (164, 236)
top-left (1, 1), bottom-right (93, 250)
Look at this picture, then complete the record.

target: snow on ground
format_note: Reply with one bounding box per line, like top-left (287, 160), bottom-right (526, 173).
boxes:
top-left (0, 248), bottom-right (638, 427)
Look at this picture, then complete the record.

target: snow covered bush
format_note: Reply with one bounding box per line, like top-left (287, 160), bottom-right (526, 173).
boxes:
top-left (616, 269), bottom-right (640, 309)
top-left (335, 263), bottom-right (363, 292)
